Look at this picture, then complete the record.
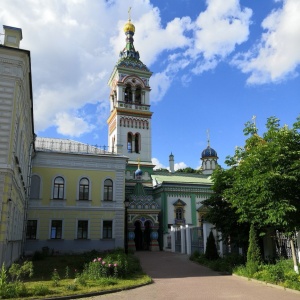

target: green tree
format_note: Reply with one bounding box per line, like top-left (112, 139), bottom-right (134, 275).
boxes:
top-left (246, 224), bottom-right (261, 276)
top-left (224, 116), bottom-right (300, 234)
top-left (223, 116), bottom-right (300, 272)
top-left (205, 231), bottom-right (219, 260)
top-left (176, 167), bottom-right (202, 174)
top-left (203, 166), bottom-right (249, 252)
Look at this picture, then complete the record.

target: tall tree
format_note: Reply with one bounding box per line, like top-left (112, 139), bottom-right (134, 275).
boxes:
top-left (225, 116), bottom-right (300, 234)
top-left (225, 116), bottom-right (300, 272)
top-left (203, 166), bottom-right (249, 251)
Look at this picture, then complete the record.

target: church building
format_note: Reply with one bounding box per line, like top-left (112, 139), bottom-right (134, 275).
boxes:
top-left (0, 16), bottom-right (218, 266)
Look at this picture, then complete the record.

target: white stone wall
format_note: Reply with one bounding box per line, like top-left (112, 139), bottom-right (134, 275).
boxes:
top-left (0, 47), bottom-right (34, 266)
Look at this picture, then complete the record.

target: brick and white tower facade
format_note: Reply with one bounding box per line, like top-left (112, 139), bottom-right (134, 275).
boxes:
top-left (107, 16), bottom-right (154, 178)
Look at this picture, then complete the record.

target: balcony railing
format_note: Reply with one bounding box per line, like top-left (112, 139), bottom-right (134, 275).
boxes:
top-left (118, 101), bottom-right (150, 111)
top-left (35, 138), bottom-right (114, 155)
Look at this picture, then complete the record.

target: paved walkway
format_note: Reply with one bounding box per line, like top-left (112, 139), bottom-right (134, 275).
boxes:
top-left (86, 251), bottom-right (300, 300)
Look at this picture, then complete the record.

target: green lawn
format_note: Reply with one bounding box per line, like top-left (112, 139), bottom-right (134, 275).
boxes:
top-left (0, 250), bottom-right (152, 299)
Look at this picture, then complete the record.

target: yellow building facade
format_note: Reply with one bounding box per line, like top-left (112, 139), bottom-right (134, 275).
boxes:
top-left (0, 26), bottom-right (35, 266)
top-left (25, 138), bottom-right (127, 254)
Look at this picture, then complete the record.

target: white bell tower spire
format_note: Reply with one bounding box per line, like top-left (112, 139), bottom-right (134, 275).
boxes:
top-left (107, 13), bottom-right (154, 177)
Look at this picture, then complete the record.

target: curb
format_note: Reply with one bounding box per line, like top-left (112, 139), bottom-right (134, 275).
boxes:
top-left (43, 280), bottom-right (153, 300)
top-left (232, 274), bottom-right (300, 295)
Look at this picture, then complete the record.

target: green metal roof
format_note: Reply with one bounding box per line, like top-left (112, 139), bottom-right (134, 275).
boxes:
top-left (152, 173), bottom-right (212, 185)
top-left (132, 182), bottom-right (147, 196)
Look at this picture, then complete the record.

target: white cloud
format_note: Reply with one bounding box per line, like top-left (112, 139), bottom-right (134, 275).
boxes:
top-left (174, 162), bottom-right (188, 171)
top-left (55, 112), bottom-right (95, 137)
top-left (192, 0), bottom-right (252, 60)
top-left (232, 0), bottom-right (300, 84)
top-left (0, 0), bottom-right (254, 137)
top-left (152, 158), bottom-right (168, 170)
top-left (152, 158), bottom-right (188, 171)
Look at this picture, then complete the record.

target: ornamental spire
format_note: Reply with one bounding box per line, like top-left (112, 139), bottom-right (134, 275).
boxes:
top-left (206, 129), bottom-right (210, 147)
top-left (120, 8), bottom-right (140, 60)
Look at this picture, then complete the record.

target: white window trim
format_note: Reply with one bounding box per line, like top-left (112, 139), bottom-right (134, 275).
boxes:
top-left (76, 176), bottom-right (91, 201)
top-left (51, 175), bottom-right (66, 200)
top-left (101, 219), bottom-right (114, 239)
top-left (75, 218), bottom-right (90, 239)
top-left (102, 177), bottom-right (115, 202)
top-left (49, 219), bottom-right (64, 239)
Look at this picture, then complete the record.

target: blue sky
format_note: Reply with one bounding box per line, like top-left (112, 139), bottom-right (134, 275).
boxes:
top-left (1, 0), bottom-right (299, 170)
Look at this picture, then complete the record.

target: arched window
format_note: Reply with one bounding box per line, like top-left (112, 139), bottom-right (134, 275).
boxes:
top-left (30, 175), bottom-right (40, 200)
top-left (135, 86), bottom-right (142, 104)
top-left (124, 84), bottom-right (132, 103)
top-left (135, 133), bottom-right (140, 153)
top-left (127, 133), bottom-right (132, 153)
top-left (53, 176), bottom-right (64, 199)
top-left (79, 178), bottom-right (89, 200)
top-left (104, 179), bottom-right (113, 201)
top-left (176, 208), bottom-right (183, 220)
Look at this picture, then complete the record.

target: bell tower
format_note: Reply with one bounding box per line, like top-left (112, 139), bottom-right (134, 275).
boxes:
top-left (107, 12), bottom-right (154, 179)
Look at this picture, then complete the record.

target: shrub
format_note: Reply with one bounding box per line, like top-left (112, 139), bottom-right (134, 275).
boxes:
top-left (8, 261), bottom-right (33, 282)
top-left (246, 224), bottom-right (261, 276)
top-left (205, 231), bottom-right (219, 260)
top-left (190, 250), bottom-right (200, 261)
top-left (83, 252), bottom-right (131, 280)
top-left (32, 284), bottom-right (51, 296)
top-left (51, 268), bottom-right (60, 287)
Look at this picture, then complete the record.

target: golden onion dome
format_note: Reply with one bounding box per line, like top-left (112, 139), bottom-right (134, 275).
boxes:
top-left (123, 20), bottom-right (135, 33)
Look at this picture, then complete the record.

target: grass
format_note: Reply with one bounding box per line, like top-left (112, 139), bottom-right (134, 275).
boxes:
top-left (190, 251), bottom-right (245, 273)
top-left (0, 249), bottom-right (152, 299)
top-left (190, 251), bottom-right (300, 291)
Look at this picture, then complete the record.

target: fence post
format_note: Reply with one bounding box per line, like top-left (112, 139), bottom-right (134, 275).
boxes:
top-left (171, 226), bottom-right (175, 253)
top-left (203, 222), bottom-right (207, 253)
top-left (297, 231), bottom-right (300, 264)
top-left (186, 225), bottom-right (191, 255)
top-left (181, 225), bottom-right (186, 254)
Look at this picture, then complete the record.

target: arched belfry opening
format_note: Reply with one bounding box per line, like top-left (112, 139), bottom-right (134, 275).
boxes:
top-left (124, 84), bottom-right (132, 103)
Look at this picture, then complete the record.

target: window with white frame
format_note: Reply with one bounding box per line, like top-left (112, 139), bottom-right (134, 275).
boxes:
top-left (103, 220), bottom-right (113, 239)
top-left (51, 220), bottom-right (62, 239)
top-left (103, 179), bottom-right (113, 201)
top-left (53, 176), bottom-right (64, 199)
top-left (79, 177), bottom-right (89, 200)
top-left (77, 220), bottom-right (88, 239)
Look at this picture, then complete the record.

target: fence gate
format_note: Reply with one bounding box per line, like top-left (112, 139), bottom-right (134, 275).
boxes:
top-left (174, 227), bottom-right (181, 253)
top-left (275, 231), bottom-right (299, 260)
top-left (190, 226), bottom-right (204, 254)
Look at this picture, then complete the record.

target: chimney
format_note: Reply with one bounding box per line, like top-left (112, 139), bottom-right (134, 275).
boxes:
top-left (3, 25), bottom-right (22, 48)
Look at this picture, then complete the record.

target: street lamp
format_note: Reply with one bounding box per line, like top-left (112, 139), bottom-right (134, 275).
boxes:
top-left (124, 197), bottom-right (130, 255)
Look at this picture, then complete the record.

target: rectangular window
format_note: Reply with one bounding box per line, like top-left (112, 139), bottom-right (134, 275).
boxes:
top-left (104, 186), bottom-right (113, 201)
top-left (77, 220), bottom-right (88, 239)
top-left (51, 220), bottom-right (62, 239)
top-left (26, 220), bottom-right (37, 239)
top-left (103, 221), bottom-right (113, 239)
top-left (79, 186), bottom-right (89, 200)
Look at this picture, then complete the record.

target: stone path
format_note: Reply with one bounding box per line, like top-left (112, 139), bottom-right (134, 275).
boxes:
top-left (84, 251), bottom-right (300, 300)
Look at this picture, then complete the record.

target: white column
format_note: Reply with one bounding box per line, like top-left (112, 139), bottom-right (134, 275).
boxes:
top-left (171, 226), bottom-right (175, 253)
top-left (297, 231), bottom-right (300, 264)
top-left (186, 225), bottom-right (191, 255)
top-left (218, 231), bottom-right (223, 257)
top-left (181, 225), bottom-right (186, 254)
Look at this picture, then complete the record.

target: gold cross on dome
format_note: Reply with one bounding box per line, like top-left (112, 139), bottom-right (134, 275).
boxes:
top-left (128, 7), bottom-right (131, 21)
